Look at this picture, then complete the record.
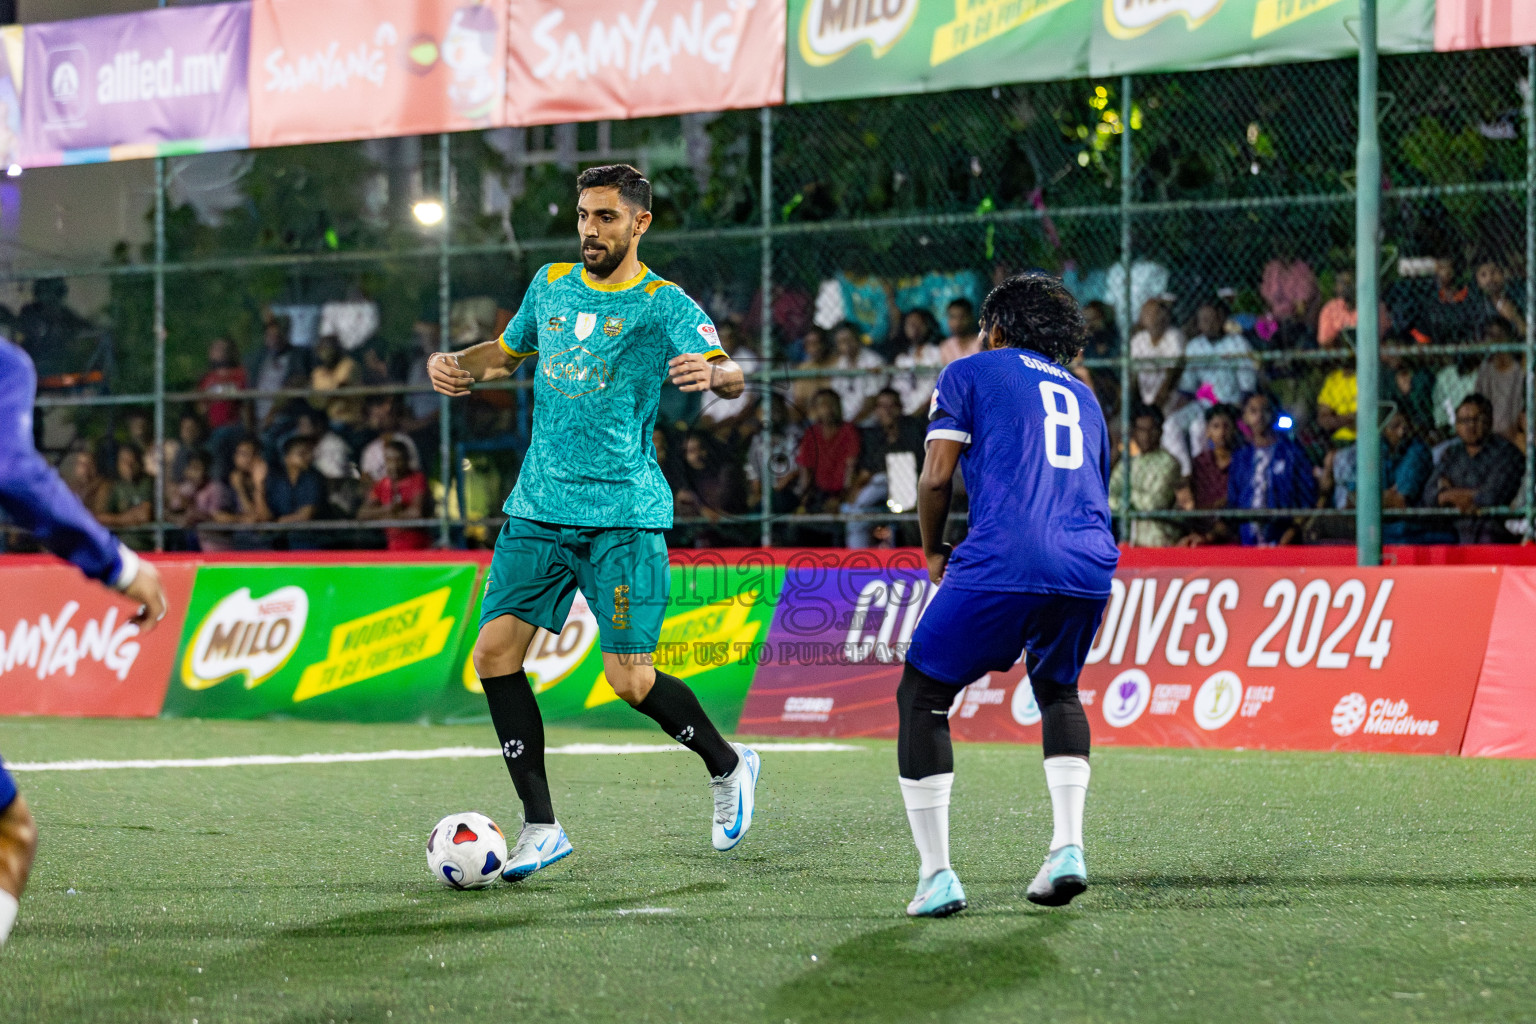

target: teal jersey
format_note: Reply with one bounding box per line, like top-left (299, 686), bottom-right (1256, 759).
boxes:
top-left (499, 262), bottom-right (725, 529)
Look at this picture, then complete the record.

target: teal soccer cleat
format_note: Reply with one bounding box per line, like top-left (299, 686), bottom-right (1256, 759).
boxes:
top-left (1026, 844), bottom-right (1087, 907)
top-left (906, 868), bottom-right (968, 918)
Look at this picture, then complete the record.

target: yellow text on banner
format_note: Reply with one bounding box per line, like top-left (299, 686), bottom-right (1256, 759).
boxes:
top-left (293, 587), bottom-right (456, 703)
top-left (1252, 0), bottom-right (1347, 39)
top-left (930, 0), bottom-right (1075, 66)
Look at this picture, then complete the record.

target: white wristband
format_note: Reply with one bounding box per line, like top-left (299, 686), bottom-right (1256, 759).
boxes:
top-left (110, 543), bottom-right (141, 593)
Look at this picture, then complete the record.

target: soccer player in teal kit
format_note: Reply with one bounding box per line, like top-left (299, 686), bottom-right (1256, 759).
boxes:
top-left (429, 165), bottom-right (760, 880)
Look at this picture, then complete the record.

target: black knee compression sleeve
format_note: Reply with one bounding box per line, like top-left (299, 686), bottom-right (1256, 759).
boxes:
top-left (1031, 678), bottom-right (1091, 759)
top-left (896, 663), bottom-right (956, 780)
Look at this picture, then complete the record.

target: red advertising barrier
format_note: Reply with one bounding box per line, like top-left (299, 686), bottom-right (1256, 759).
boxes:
top-left (1460, 568), bottom-right (1536, 758)
top-left (0, 563), bottom-right (195, 717)
top-left (741, 566), bottom-right (1504, 757)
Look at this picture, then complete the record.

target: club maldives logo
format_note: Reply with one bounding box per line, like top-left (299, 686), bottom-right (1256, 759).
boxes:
top-left (1192, 670), bottom-right (1243, 731)
top-left (1102, 668), bottom-right (1150, 728)
top-left (182, 586), bottom-right (308, 691)
top-left (799, 0), bottom-right (918, 66)
top-left (1332, 693), bottom-right (1439, 738)
top-left (1101, 0), bottom-right (1222, 40)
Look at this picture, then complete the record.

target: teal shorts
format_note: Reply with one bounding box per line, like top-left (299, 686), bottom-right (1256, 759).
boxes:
top-left (481, 517), bottom-right (670, 654)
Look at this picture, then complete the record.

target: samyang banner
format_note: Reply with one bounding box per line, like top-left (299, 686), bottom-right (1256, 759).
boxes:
top-left (1090, 0), bottom-right (1435, 75)
top-left (20, 3), bottom-right (250, 166)
top-left (739, 565), bottom-right (1501, 756)
top-left (249, 0), bottom-right (506, 148)
top-left (0, 563), bottom-right (196, 717)
top-left (1435, 0), bottom-right (1536, 50)
top-left (786, 0), bottom-right (1090, 103)
top-left (506, 0), bottom-right (784, 126)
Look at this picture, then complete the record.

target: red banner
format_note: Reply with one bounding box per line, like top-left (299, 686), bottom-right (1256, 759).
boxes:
top-left (249, 0), bottom-right (506, 148)
top-left (1461, 568), bottom-right (1536, 758)
top-left (1435, 0), bottom-right (1536, 50)
top-left (505, 0), bottom-right (784, 127)
top-left (742, 567), bottom-right (1502, 756)
top-left (0, 564), bottom-right (194, 717)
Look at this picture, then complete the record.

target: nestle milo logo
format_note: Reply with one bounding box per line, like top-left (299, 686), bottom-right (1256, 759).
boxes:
top-left (799, 0), bottom-right (917, 66)
top-left (541, 345), bottom-right (615, 398)
top-left (182, 586), bottom-right (308, 690)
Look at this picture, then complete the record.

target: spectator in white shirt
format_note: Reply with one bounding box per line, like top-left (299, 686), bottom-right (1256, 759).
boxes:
top-left (829, 321), bottom-right (888, 426)
top-left (1180, 301), bottom-right (1256, 407)
top-left (938, 298), bottom-right (982, 365)
top-left (1130, 297), bottom-right (1184, 410)
top-left (891, 309), bottom-right (944, 416)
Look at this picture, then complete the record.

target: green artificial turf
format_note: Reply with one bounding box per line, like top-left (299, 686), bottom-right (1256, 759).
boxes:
top-left (0, 717), bottom-right (1532, 1023)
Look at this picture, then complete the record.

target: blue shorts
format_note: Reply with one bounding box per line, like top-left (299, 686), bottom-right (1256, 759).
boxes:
top-left (907, 586), bottom-right (1108, 688)
top-left (0, 753), bottom-right (15, 813)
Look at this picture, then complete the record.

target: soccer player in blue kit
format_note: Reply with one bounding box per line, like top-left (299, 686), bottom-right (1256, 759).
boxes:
top-left (898, 273), bottom-right (1119, 917)
top-left (0, 337), bottom-right (169, 947)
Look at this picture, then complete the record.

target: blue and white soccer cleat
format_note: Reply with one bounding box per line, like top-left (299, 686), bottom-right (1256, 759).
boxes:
top-left (501, 820), bottom-right (572, 882)
top-left (710, 743), bottom-right (760, 851)
top-left (907, 868), bottom-right (967, 918)
top-left (1026, 844), bottom-right (1088, 907)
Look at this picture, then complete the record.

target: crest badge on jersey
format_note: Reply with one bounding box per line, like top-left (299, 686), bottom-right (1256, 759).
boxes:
top-left (603, 316), bottom-right (624, 337)
top-left (574, 312), bottom-right (597, 340)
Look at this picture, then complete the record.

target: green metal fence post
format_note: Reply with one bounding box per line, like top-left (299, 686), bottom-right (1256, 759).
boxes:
top-left (152, 155), bottom-right (166, 553)
top-left (1354, 0), bottom-right (1382, 566)
top-left (438, 133), bottom-right (453, 548)
top-left (1524, 46), bottom-right (1534, 543)
top-left (1118, 74), bottom-right (1134, 546)
top-left (759, 106), bottom-right (774, 548)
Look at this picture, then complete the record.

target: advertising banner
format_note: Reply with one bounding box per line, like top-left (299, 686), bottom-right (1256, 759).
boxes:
top-left (20, 3), bottom-right (249, 166)
top-left (249, 0), bottom-right (505, 148)
top-left (740, 566), bottom-right (1500, 756)
top-left (1089, 0), bottom-right (1434, 76)
top-left (506, 0), bottom-right (784, 126)
top-left (1435, 0), bottom-right (1536, 50)
top-left (442, 559), bottom-right (785, 730)
top-left (0, 564), bottom-right (195, 717)
top-left (786, 0), bottom-right (1089, 103)
top-left (162, 563), bottom-right (478, 721)
top-left (1460, 568), bottom-right (1536, 758)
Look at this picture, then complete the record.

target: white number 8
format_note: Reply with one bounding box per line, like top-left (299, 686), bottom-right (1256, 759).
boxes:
top-left (1039, 382), bottom-right (1084, 470)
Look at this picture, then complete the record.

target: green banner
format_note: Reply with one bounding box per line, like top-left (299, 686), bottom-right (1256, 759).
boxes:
top-left (1090, 0), bottom-right (1434, 76)
top-left (439, 561), bottom-right (786, 731)
top-left (786, 0), bottom-right (1092, 103)
top-left (162, 563), bottom-right (479, 722)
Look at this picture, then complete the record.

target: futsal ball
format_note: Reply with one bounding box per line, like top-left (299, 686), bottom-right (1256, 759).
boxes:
top-left (426, 812), bottom-right (508, 889)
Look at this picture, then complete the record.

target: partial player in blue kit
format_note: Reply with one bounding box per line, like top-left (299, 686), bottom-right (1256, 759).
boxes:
top-left (0, 337), bottom-right (169, 948)
top-left (896, 273), bottom-right (1119, 917)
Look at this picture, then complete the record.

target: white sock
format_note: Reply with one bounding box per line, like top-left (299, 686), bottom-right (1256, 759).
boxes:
top-left (1044, 756), bottom-right (1090, 850)
top-left (0, 890), bottom-right (17, 947)
top-left (899, 773), bottom-right (953, 880)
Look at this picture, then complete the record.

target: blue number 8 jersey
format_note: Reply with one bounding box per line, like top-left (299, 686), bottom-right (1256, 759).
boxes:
top-left (927, 348), bottom-right (1119, 597)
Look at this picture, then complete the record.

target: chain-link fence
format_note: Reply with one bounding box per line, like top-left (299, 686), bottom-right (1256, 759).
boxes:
top-left (2, 49), bottom-right (1532, 553)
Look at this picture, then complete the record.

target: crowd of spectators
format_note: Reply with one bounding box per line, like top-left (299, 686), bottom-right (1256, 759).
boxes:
top-left (21, 249), bottom-right (1536, 552)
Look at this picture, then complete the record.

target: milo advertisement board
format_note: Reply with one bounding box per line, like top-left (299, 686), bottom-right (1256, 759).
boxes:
top-left (164, 563), bottom-right (479, 721)
top-left (440, 560), bottom-right (786, 731)
top-left (787, 0), bottom-right (1092, 102)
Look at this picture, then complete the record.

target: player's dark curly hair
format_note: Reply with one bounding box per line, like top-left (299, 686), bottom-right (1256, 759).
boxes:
top-left (576, 163), bottom-right (652, 212)
top-left (978, 273), bottom-right (1087, 365)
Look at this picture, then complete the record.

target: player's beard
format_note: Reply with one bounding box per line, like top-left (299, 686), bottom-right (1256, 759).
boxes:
top-left (581, 235), bottom-right (632, 278)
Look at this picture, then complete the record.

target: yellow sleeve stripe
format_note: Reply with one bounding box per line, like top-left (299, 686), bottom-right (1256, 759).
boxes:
top-left (644, 279), bottom-right (678, 296)
top-left (498, 336), bottom-right (536, 358)
top-left (702, 348), bottom-right (727, 361)
top-left (545, 262), bottom-right (578, 283)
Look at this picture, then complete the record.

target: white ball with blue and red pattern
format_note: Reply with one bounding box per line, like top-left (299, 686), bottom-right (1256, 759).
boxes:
top-left (426, 811), bottom-right (508, 889)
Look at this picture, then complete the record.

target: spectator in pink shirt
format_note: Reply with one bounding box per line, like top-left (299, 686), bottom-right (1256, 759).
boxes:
top-left (1317, 269), bottom-right (1390, 348)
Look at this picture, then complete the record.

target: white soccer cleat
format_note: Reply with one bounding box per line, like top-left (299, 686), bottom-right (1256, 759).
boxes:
top-left (501, 820), bottom-right (572, 882)
top-left (710, 743), bottom-right (760, 851)
top-left (1026, 844), bottom-right (1088, 907)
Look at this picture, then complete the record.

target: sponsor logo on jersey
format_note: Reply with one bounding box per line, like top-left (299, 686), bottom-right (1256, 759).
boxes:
top-left (603, 316), bottom-right (625, 337)
top-left (182, 586), bottom-right (308, 690)
top-left (698, 323), bottom-right (717, 338)
top-left (1102, 668), bottom-right (1151, 728)
top-left (574, 311), bottom-right (598, 340)
top-left (1102, 0), bottom-right (1223, 40)
top-left (546, 316), bottom-right (567, 331)
top-left (799, 0), bottom-right (918, 66)
top-left (1192, 670), bottom-right (1243, 731)
top-left (541, 345), bottom-right (614, 398)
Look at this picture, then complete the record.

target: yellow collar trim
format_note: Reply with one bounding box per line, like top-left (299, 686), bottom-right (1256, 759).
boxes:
top-left (581, 264), bottom-right (650, 292)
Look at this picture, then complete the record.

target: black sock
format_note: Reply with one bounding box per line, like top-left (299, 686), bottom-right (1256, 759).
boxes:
top-left (1032, 678), bottom-right (1091, 759)
top-left (481, 671), bottom-right (555, 824)
top-left (633, 672), bottom-right (739, 778)
top-left (896, 663), bottom-right (955, 780)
